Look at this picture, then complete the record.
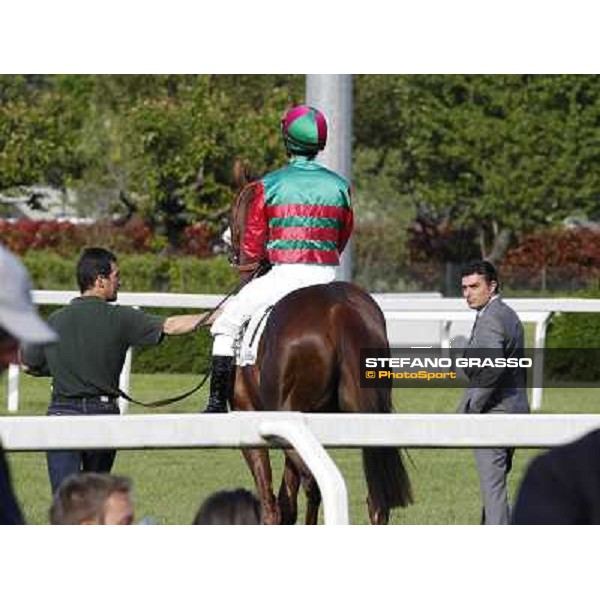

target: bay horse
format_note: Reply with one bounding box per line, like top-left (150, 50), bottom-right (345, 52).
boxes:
top-left (227, 184), bottom-right (413, 524)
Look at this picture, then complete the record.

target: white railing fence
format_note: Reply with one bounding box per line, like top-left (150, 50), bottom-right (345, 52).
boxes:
top-left (6, 292), bottom-right (600, 524)
top-left (6, 292), bottom-right (600, 413)
top-left (2, 412), bottom-right (600, 524)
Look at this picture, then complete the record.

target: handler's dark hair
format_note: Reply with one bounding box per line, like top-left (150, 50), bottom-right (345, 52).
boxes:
top-left (76, 247), bottom-right (117, 293)
top-left (50, 472), bottom-right (131, 525)
top-left (460, 259), bottom-right (500, 293)
top-left (193, 488), bottom-right (262, 525)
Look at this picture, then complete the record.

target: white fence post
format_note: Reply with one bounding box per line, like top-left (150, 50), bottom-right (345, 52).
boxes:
top-left (118, 349), bottom-right (133, 414)
top-left (260, 417), bottom-right (349, 525)
top-left (531, 313), bottom-right (553, 411)
top-left (117, 304), bottom-right (138, 414)
top-left (7, 364), bottom-right (20, 412)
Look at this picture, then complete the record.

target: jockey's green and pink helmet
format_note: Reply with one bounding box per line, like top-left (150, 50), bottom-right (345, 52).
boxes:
top-left (280, 105), bottom-right (328, 156)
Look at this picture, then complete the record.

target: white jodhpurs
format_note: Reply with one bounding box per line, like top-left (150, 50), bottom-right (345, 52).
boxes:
top-left (211, 263), bottom-right (337, 356)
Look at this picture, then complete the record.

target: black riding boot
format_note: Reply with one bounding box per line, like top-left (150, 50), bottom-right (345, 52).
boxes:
top-left (203, 355), bottom-right (235, 413)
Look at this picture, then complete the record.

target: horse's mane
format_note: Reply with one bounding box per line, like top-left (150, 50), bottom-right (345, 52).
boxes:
top-left (230, 181), bottom-right (263, 267)
top-left (230, 158), bottom-right (263, 266)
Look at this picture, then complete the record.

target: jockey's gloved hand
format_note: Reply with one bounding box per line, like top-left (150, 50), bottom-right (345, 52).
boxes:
top-left (258, 260), bottom-right (272, 276)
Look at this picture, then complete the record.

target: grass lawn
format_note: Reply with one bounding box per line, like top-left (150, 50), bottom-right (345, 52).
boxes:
top-left (2, 370), bottom-right (598, 525)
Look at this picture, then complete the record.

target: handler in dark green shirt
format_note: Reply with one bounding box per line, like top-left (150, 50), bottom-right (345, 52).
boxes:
top-left (29, 296), bottom-right (165, 399)
top-left (22, 247), bottom-right (212, 495)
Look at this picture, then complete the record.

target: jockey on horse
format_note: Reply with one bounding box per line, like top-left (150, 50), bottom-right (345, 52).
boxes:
top-left (203, 104), bottom-right (354, 413)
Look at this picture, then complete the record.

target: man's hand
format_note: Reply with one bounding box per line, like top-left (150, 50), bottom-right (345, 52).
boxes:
top-left (21, 363), bottom-right (51, 377)
top-left (163, 310), bottom-right (221, 336)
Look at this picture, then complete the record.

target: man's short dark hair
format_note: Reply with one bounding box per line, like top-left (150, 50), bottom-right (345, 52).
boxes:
top-left (49, 472), bottom-right (131, 525)
top-left (460, 259), bottom-right (500, 292)
top-left (76, 248), bottom-right (117, 293)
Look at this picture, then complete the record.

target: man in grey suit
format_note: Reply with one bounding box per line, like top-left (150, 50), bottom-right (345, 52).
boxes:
top-left (457, 260), bottom-right (529, 525)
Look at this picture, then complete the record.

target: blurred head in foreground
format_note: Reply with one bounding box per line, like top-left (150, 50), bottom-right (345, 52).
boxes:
top-left (193, 488), bottom-right (262, 525)
top-left (50, 472), bottom-right (134, 525)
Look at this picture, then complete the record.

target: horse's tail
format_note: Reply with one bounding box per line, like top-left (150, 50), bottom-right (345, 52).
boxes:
top-left (362, 447), bottom-right (413, 513)
top-left (361, 375), bottom-right (413, 514)
top-left (332, 290), bottom-right (414, 518)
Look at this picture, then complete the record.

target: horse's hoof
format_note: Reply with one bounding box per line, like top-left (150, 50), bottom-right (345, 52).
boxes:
top-left (263, 506), bottom-right (281, 525)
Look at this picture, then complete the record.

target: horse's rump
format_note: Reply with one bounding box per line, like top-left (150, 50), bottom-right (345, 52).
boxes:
top-left (256, 281), bottom-right (388, 413)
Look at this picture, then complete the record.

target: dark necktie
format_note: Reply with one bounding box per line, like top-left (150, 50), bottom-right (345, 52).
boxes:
top-left (468, 312), bottom-right (480, 346)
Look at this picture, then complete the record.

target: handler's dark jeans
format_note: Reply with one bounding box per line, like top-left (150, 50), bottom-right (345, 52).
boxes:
top-left (46, 397), bottom-right (120, 496)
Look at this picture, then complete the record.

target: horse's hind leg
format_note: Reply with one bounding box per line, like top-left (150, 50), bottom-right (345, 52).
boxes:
top-left (284, 449), bottom-right (322, 525)
top-left (303, 473), bottom-right (322, 525)
top-left (278, 454), bottom-right (300, 525)
top-left (241, 447), bottom-right (280, 525)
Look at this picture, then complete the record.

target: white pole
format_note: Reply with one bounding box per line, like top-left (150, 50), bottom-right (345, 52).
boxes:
top-left (306, 74), bottom-right (353, 282)
top-left (7, 364), bottom-right (20, 412)
top-left (118, 305), bottom-right (138, 414)
top-left (531, 313), bottom-right (553, 411)
top-left (118, 349), bottom-right (133, 414)
top-left (260, 418), bottom-right (350, 524)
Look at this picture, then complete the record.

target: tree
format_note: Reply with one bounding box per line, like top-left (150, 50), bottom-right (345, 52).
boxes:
top-left (354, 74), bottom-right (600, 264)
top-left (98, 75), bottom-right (299, 250)
top-left (0, 75), bottom-right (88, 193)
top-left (0, 75), bottom-right (303, 251)
top-left (6, 74), bottom-right (600, 264)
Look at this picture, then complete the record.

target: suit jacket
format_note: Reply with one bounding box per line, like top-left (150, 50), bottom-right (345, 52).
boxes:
top-left (457, 296), bottom-right (529, 415)
top-left (512, 429), bottom-right (600, 524)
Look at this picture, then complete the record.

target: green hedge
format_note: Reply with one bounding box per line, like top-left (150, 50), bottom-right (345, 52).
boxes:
top-left (23, 252), bottom-right (79, 289)
top-left (24, 251), bottom-right (238, 373)
top-left (545, 287), bottom-right (600, 381)
top-left (132, 310), bottom-right (214, 374)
